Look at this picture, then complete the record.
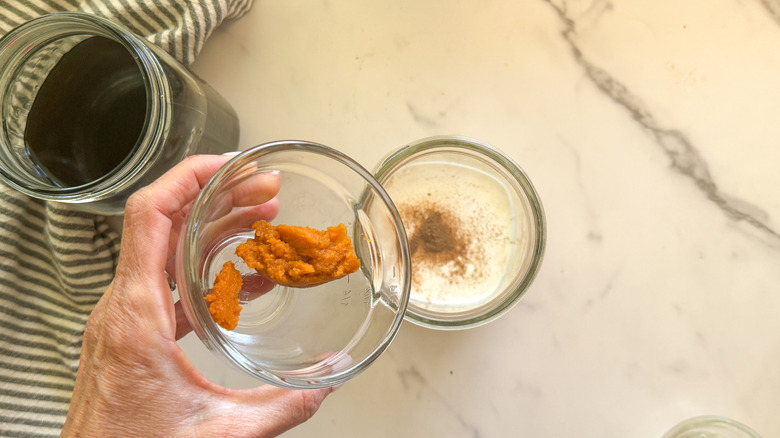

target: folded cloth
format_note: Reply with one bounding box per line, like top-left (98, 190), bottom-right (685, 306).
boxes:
top-left (0, 1), bottom-right (252, 436)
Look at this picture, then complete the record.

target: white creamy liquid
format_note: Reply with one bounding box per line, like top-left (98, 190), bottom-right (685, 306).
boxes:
top-left (384, 160), bottom-right (525, 312)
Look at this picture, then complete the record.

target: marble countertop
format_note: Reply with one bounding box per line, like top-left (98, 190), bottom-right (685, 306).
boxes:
top-left (180, 1), bottom-right (780, 436)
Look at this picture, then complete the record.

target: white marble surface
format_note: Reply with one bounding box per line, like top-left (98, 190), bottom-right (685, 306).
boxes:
top-left (180, 1), bottom-right (780, 436)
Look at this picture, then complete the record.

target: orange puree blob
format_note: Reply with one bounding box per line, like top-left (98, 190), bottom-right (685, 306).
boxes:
top-left (236, 220), bottom-right (360, 288)
top-left (204, 261), bottom-right (243, 330)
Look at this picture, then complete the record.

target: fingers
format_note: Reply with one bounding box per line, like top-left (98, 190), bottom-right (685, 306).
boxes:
top-left (239, 272), bottom-right (276, 301)
top-left (230, 171), bottom-right (281, 208)
top-left (164, 199), bottom-right (280, 281)
top-left (220, 385), bottom-right (338, 438)
top-left (145, 155), bottom-right (235, 220)
top-left (165, 168), bottom-right (280, 283)
top-left (201, 170), bottom-right (281, 223)
top-left (115, 153), bottom-right (285, 344)
top-left (120, 155), bottom-right (234, 276)
top-left (108, 155), bottom-right (235, 339)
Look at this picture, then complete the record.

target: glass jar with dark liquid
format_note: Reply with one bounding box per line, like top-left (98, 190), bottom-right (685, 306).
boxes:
top-left (0, 12), bottom-right (239, 214)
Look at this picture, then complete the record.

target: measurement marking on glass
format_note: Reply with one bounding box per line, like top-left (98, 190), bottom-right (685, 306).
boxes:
top-left (341, 289), bottom-right (352, 306)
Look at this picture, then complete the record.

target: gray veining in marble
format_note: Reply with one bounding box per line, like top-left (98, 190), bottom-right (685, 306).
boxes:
top-left (182, 0), bottom-right (780, 436)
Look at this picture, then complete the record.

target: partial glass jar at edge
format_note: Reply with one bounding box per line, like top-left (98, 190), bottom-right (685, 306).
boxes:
top-left (0, 12), bottom-right (239, 214)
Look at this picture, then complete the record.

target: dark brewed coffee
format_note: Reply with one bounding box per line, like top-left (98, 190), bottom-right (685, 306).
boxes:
top-left (25, 36), bottom-right (146, 187)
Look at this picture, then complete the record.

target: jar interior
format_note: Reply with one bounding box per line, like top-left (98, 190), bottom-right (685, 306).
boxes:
top-left (180, 145), bottom-right (410, 387)
top-left (375, 137), bottom-right (546, 329)
top-left (383, 150), bottom-right (534, 317)
top-left (1, 33), bottom-right (147, 189)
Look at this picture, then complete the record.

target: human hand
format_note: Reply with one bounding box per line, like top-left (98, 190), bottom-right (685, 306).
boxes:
top-left (62, 155), bottom-right (337, 438)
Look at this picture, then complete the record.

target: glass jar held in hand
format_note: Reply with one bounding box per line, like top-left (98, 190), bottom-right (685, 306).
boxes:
top-left (62, 155), bottom-right (335, 437)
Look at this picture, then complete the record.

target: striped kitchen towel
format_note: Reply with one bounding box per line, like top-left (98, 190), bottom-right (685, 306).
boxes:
top-left (0, 1), bottom-right (252, 436)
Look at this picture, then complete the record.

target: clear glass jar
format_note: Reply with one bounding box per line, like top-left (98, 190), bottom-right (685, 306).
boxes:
top-left (176, 140), bottom-right (411, 389)
top-left (0, 12), bottom-right (239, 214)
top-left (175, 137), bottom-right (544, 387)
top-left (374, 136), bottom-right (546, 329)
top-left (662, 416), bottom-right (762, 438)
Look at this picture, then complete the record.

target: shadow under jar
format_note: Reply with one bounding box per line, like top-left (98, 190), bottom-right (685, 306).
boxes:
top-left (0, 12), bottom-right (239, 214)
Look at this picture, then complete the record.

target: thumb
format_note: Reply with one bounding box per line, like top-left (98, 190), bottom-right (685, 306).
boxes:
top-left (201, 385), bottom-right (338, 438)
top-left (237, 386), bottom-right (337, 437)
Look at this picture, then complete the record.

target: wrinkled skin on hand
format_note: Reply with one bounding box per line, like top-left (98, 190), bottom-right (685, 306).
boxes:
top-left (61, 155), bottom-right (337, 438)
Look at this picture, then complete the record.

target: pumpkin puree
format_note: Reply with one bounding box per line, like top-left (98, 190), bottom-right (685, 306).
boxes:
top-left (205, 261), bottom-right (243, 330)
top-left (206, 221), bottom-right (360, 330)
top-left (236, 220), bottom-right (360, 288)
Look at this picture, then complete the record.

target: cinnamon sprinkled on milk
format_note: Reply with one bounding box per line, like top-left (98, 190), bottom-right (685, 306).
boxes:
top-left (385, 161), bottom-right (519, 311)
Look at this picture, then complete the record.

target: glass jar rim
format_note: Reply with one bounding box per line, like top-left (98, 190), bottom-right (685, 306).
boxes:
top-left (374, 135), bottom-right (547, 330)
top-left (0, 12), bottom-right (170, 204)
top-left (177, 139), bottom-right (412, 388)
top-left (662, 415), bottom-right (762, 438)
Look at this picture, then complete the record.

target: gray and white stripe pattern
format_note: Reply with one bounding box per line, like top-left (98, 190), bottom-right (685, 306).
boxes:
top-left (0, 0), bottom-right (252, 65)
top-left (0, 1), bottom-right (252, 436)
top-left (0, 189), bottom-right (119, 437)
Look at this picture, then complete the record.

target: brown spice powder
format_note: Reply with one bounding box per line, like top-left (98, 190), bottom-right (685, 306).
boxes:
top-left (411, 210), bottom-right (455, 254)
top-left (400, 199), bottom-right (489, 291)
